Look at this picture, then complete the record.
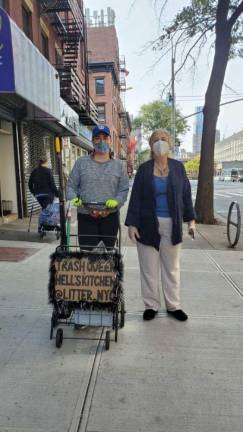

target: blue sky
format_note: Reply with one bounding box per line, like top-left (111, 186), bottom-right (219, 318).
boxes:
top-left (84, 0), bottom-right (243, 151)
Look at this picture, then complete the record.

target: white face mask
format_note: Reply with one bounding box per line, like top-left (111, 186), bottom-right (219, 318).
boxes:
top-left (152, 140), bottom-right (170, 156)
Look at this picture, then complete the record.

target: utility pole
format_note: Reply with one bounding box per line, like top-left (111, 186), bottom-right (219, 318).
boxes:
top-left (171, 39), bottom-right (176, 157)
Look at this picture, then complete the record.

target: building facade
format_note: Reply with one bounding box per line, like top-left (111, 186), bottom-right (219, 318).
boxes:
top-left (192, 106), bottom-right (220, 154)
top-left (0, 0), bottom-right (97, 220)
top-left (86, 8), bottom-right (131, 160)
top-left (214, 130), bottom-right (243, 163)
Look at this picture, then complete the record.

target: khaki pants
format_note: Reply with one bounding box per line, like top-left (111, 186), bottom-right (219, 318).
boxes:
top-left (137, 217), bottom-right (182, 312)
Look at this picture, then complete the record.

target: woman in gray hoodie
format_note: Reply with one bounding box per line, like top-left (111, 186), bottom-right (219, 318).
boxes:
top-left (67, 125), bottom-right (129, 249)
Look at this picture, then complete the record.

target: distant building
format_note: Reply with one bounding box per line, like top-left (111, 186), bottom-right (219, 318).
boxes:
top-left (86, 7), bottom-right (131, 159)
top-left (192, 106), bottom-right (203, 154)
top-left (193, 106), bottom-right (220, 154)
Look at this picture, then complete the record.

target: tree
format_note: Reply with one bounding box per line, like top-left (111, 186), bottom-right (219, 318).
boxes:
top-left (137, 148), bottom-right (151, 164)
top-left (184, 155), bottom-right (200, 178)
top-left (133, 99), bottom-right (189, 140)
top-left (154, 0), bottom-right (243, 223)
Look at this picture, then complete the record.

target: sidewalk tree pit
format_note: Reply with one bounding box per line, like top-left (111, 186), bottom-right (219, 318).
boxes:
top-left (54, 257), bottom-right (116, 302)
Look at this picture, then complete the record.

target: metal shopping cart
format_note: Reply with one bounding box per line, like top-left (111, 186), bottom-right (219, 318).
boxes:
top-left (48, 202), bottom-right (125, 350)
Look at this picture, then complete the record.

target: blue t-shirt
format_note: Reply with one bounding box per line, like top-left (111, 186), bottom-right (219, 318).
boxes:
top-left (153, 176), bottom-right (170, 217)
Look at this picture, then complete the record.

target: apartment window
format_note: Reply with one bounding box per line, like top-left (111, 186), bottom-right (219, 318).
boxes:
top-left (41, 32), bottom-right (49, 60)
top-left (0, 0), bottom-right (7, 10)
top-left (97, 104), bottom-right (106, 123)
top-left (22, 4), bottom-right (32, 40)
top-left (95, 78), bottom-right (105, 95)
top-left (55, 48), bottom-right (63, 65)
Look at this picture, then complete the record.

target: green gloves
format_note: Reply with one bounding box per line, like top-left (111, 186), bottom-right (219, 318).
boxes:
top-left (105, 199), bottom-right (119, 209)
top-left (71, 197), bottom-right (82, 207)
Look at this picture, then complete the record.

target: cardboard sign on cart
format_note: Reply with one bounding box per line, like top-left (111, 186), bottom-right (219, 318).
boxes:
top-left (54, 256), bottom-right (116, 303)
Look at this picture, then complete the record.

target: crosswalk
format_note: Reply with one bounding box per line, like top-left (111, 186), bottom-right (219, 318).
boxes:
top-left (191, 190), bottom-right (243, 199)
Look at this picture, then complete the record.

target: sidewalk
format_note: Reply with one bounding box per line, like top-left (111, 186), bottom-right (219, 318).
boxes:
top-left (0, 214), bottom-right (243, 431)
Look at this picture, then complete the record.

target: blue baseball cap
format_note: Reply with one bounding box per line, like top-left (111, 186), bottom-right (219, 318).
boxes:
top-left (92, 125), bottom-right (111, 139)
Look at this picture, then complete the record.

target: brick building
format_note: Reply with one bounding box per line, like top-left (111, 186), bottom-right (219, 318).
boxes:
top-left (0, 0), bottom-right (97, 219)
top-left (86, 8), bottom-right (131, 159)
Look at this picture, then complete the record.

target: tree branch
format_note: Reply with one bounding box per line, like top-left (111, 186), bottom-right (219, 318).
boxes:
top-left (228, 0), bottom-right (243, 28)
top-left (174, 26), bottom-right (213, 79)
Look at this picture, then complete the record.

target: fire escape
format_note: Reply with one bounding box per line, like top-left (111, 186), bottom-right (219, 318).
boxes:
top-left (39, 0), bottom-right (98, 125)
top-left (119, 56), bottom-right (130, 159)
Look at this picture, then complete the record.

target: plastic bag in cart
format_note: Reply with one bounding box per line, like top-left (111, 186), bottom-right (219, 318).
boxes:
top-left (39, 202), bottom-right (60, 227)
top-left (92, 240), bottom-right (108, 254)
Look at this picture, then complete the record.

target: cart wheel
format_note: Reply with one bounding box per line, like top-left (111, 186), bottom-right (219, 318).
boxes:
top-left (119, 301), bottom-right (125, 329)
top-left (56, 328), bottom-right (63, 348)
top-left (105, 330), bottom-right (110, 351)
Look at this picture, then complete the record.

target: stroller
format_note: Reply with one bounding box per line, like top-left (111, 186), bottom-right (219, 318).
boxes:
top-left (39, 201), bottom-right (61, 240)
top-left (28, 193), bottom-right (61, 240)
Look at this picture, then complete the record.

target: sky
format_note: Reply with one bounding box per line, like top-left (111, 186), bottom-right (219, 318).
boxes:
top-left (84, 0), bottom-right (243, 151)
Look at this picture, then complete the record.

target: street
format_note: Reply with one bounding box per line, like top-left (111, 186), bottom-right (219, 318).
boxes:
top-left (191, 179), bottom-right (243, 221)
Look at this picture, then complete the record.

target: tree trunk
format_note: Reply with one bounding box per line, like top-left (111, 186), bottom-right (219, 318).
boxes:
top-left (195, 18), bottom-right (231, 223)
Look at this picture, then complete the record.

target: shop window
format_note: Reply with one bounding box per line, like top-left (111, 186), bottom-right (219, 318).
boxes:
top-left (96, 105), bottom-right (106, 123)
top-left (41, 32), bottom-right (49, 60)
top-left (22, 4), bottom-right (33, 41)
top-left (95, 78), bottom-right (105, 95)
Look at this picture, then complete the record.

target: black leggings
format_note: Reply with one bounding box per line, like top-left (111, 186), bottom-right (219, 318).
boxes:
top-left (78, 212), bottom-right (119, 249)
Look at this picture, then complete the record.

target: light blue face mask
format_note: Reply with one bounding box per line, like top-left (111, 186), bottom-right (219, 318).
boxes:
top-left (94, 141), bottom-right (110, 154)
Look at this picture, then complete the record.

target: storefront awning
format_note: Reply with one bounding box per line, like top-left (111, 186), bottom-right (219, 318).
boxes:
top-left (0, 7), bottom-right (60, 121)
top-left (71, 123), bottom-right (93, 151)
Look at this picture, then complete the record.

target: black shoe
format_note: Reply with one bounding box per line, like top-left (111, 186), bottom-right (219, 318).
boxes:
top-left (167, 309), bottom-right (188, 321)
top-left (143, 309), bottom-right (158, 321)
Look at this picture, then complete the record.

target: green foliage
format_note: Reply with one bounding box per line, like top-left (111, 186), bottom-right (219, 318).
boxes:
top-left (184, 155), bottom-right (200, 176)
top-left (132, 99), bottom-right (189, 138)
top-left (137, 148), bottom-right (151, 164)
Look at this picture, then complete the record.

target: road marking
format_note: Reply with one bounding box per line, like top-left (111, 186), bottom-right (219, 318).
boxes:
top-left (214, 193), bottom-right (233, 198)
top-left (226, 192), bottom-right (243, 197)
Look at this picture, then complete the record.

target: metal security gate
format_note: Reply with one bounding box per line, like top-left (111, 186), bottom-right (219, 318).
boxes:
top-left (22, 122), bottom-right (59, 215)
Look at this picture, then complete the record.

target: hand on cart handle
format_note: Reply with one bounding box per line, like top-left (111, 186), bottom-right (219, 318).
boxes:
top-left (71, 197), bottom-right (82, 207)
top-left (105, 199), bottom-right (118, 209)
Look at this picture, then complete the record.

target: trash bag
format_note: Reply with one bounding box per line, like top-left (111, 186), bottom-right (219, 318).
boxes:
top-left (92, 240), bottom-right (108, 254)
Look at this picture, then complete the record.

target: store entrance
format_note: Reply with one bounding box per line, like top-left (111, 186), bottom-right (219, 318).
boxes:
top-left (0, 120), bottom-right (18, 223)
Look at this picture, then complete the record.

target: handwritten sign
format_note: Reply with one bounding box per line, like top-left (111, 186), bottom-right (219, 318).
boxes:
top-left (54, 257), bottom-right (116, 303)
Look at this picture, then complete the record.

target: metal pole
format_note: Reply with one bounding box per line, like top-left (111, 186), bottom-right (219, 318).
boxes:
top-left (55, 137), bottom-right (67, 247)
top-left (171, 40), bottom-right (176, 157)
top-left (0, 180), bottom-right (4, 223)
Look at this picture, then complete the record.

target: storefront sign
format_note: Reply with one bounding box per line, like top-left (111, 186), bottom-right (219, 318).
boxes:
top-left (54, 257), bottom-right (116, 303)
top-left (0, 8), bottom-right (60, 120)
top-left (59, 98), bottom-right (79, 136)
top-left (79, 123), bottom-right (92, 141)
top-left (0, 8), bottom-right (15, 92)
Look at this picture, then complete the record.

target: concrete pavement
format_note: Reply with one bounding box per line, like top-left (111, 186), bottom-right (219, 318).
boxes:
top-left (0, 213), bottom-right (243, 431)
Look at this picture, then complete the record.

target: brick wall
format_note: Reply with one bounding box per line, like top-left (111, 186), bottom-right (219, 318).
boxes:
top-left (5, 0), bottom-right (86, 84)
top-left (87, 25), bottom-right (123, 156)
top-left (87, 26), bottom-right (119, 64)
